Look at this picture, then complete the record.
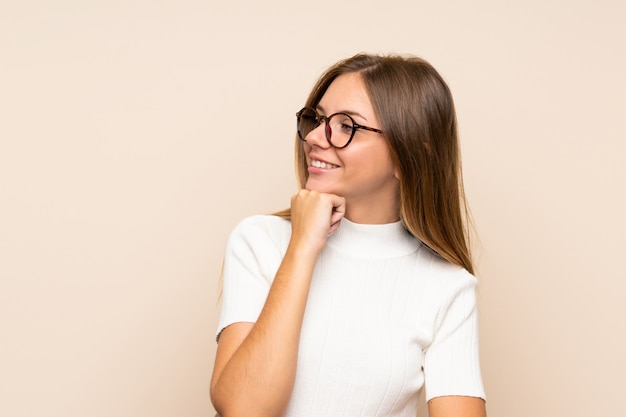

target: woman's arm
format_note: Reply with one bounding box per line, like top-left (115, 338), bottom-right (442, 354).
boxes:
top-left (428, 396), bottom-right (486, 417)
top-left (210, 190), bottom-right (345, 417)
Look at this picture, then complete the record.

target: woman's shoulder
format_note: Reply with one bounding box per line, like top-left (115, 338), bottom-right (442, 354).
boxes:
top-left (417, 246), bottom-right (478, 291)
top-left (233, 214), bottom-right (291, 233)
top-left (227, 214), bottom-right (292, 249)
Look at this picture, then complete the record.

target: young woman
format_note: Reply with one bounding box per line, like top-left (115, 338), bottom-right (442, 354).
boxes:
top-left (211, 53), bottom-right (486, 417)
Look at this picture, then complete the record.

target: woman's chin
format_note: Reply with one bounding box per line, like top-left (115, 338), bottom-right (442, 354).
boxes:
top-left (304, 180), bottom-right (334, 194)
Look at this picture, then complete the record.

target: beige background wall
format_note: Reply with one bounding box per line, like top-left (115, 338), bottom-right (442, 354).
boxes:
top-left (1, 1), bottom-right (624, 416)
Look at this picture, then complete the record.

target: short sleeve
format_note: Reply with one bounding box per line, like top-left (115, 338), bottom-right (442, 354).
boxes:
top-left (423, 269), bottom-right (485, 401)
top-left (216, 215), bottom-right (290, 341)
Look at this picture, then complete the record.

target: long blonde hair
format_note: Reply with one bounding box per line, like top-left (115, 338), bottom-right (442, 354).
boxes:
top-left (277, 53), bottom-right (475, 274)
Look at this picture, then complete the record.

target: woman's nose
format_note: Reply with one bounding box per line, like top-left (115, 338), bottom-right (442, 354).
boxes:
top-left (305, 122), bottom-right (330, 148)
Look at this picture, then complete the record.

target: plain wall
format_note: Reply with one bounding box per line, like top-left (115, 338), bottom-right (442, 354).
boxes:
top-left (1, 1), bottom-right (624, 416)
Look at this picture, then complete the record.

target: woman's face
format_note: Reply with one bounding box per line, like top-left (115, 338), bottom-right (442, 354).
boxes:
top-left (303, 72), bottom-right (399, 222)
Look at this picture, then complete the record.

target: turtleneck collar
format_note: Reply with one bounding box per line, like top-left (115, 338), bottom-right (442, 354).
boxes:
top-left (326, 218), bottom-right (420, 259)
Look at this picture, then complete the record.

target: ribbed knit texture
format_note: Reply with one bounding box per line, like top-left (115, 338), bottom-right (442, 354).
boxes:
top-left (219, 215), bottom-right (485, 417)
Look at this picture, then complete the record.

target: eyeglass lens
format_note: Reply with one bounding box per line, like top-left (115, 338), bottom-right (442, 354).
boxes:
top-left (297, 107), bottom-right (355, 148)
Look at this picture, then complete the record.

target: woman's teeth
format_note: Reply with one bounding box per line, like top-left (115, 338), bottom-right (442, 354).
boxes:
top-left (311, 160), bottom-right (338, 169)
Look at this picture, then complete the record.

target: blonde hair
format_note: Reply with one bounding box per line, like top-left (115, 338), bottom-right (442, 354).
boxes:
top-left (277, 53), bottom-right (475, 274)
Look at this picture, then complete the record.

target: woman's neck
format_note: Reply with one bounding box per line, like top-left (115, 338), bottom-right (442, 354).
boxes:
top-left (343, 200), bottom-right (399, 225)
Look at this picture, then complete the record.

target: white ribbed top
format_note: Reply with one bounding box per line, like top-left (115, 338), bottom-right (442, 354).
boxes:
top-left (218, 215), bottom-right (485, 417)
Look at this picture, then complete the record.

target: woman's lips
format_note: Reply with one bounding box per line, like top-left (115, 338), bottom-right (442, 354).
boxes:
top-left (310, 159), bottom-right (339, 169)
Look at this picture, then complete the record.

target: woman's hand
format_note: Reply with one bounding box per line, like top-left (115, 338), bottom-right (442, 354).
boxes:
top-left (289, 189), bottom-right (346, 254)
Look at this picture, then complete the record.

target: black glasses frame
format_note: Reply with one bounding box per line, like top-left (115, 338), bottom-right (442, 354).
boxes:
top-left (296, 107), bottom-right (383, 149)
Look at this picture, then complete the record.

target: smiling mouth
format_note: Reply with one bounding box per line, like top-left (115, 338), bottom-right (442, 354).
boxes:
top-left (311, 159), bottom-right (339, 169)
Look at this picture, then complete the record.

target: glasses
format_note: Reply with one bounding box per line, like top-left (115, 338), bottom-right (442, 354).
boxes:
top-left (296, 107), bottom-right (383, 149)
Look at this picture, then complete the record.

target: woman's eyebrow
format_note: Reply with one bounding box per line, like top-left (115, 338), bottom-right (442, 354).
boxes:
top-left (316, 104), bottom-right (368, 121)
